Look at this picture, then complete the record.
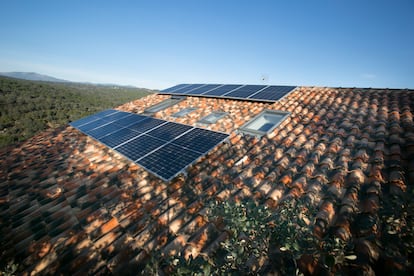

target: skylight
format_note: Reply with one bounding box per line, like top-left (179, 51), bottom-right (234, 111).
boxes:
top-left (171, 107), bottom-right (197, 118)
top-left (197, 111), bottom-right (227, 124)
top-left (144, 96), bottom-right (185, 115)
top-left (239, 110), bottom-right (289, 136)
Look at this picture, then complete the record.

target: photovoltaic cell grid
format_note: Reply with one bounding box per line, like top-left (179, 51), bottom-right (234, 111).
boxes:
top-left (70, 109), bottom-right (229, 181)
top-left (159, 83), bottom-right (296, 102)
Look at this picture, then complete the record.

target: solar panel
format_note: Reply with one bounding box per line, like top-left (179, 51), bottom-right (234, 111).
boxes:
top-left (159, 84), bottom-right (296, 102)
top-left (112, 113), bottom-right (148, 128)
top-left (100, 127), bottom-right (141, 148)
top-left (224, 85), bottom-right (266, 99)
top-left (137, 143), bottom-right (201, 181)
top-left (101, 111), bottom-right (132, 122)
top-left (85, 122), bottom-right (122, 139)
top-left (185, 84), bottom-right (222, 95)
top-left (203, 84), bottom-right (243, 96)
top-left (77, 118), bottom-right (108, 132)
top-left (161, 84), bottom-right (190, 93)
top-left (71, 110), bottom-right (229, 181)
top-left (146, 122), bottom-right (193, 141)
top-left (70, 109), bottom-right (118, 128)
top-left (126, 117), bottom-right (166, 133)
top-left (172, 84), bottom-right (205, 94)
top-left (115, 134), bottom-right (165, 161)
top-left (172, 128), bottom-right (228, 154)
top-left (94, 109), bottom-right (120, 118)
top-left (248, 85), bottom-right (296, 101)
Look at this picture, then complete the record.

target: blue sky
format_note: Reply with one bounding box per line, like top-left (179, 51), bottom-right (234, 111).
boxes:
top-left (0, 0), bottom-right (413, 89)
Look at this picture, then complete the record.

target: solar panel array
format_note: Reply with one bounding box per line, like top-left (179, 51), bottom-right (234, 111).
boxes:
top-left (70, 110), bottom-right (228, 181)
top-left (160, 83), bottom-right (296, 102)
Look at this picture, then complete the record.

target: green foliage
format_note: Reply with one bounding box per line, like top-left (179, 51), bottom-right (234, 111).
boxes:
top-left (271, 199), bottom-right (316, 258)
top-left (206, 199), bottom-right (272, 273)
top-left (380, 187), bottom-right (414, 269)
top-left (0, 76), bottom-right (152, 147)
top-left (142, 198), bottom-right (358, 274)
top-left (270, 199), bottom-right (358, 274)
top-left (0, 260), bottom-right (18, 276)
top-left (143, 254), bottom-right (212, 276)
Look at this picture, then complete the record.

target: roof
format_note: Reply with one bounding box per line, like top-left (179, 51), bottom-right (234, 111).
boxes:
top-left (1, 86), bottom-right (414, 274)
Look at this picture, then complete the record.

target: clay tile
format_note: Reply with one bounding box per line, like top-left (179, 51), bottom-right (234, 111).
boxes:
top-left (372, 151), bottom-right (384, 164)
top-left (302, 163), bottom-right (315, 177)
top-left (278, 129), bottom-right (288, 139)
top-left (336, 128), bottom-right (346, 138)
top-left (280, 173), bottom-right (293, 186)
top-left (340, 148), bottom-right (351, 157)
top-left (285, 147), bottom-right (297, 158)
top-left (277, 156), bottom-right (290, 169)
top-left (389, 110), bottom-right (400, 122)
top-left (293, 124), bottom-right (304, 135)
top-left (346, 135), bottom-right (356, 146)
top-left (309, 133), bottom-right (319, 142)
top-left (328, 142), bottom-right (341, 155)
top-left (389, 122), bottom-right (403, 133)
top-left (283, 133), bottom-right (297, 147)
top-left (315, 201), bottom-right (335, 227)
top-left (293, 134), bottom-right (307, 148)
top-left (350, 124), bottom-right (360, 135)
top-left (315, 142), bottom-right (326, 153)
top-left (389, 133), bottom-right (402, 145)
top-left (401, 111), bottom-right (413, 126)
top-left (303, 140), bottom-right (315, 151)
top-left (390, 144), bottom-right (401, 156)
top-left (348, 169), bottom-right (365, 185)
top-left (368, 166), bottom-right (384, 183)
top-left (320, 157), bottom-right (334, 170)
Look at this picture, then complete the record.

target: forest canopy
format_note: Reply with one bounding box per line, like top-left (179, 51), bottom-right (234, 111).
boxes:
top-left (0, 76), bottom-right (153, 147)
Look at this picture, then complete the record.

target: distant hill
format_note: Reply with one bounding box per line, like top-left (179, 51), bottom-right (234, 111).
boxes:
top-left (0, 76), bottom-right (153, 147)
top-left (0, 72), bottom-right (69, 83)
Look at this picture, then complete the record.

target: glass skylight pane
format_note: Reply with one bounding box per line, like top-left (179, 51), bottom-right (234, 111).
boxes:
top-left (171, 107), bottom-right (197, 118)
top-left (239, 110), bottom-right (289, 136)
top-left (144, 97), bottom-right (185, 114)
top-left (197, 112), bottom-right (227, 124)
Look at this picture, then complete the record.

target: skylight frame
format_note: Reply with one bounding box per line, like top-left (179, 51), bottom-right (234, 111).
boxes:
top-left (197, 111), bottom-right (228, 124)
top-left (143, 96), bottom-right (185, 115)
top-left (239, 109), bottom-right (290, 137)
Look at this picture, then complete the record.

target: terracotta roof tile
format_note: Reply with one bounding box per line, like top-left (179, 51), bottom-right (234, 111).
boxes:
top-left (2, 86), bottom-right (414, 274)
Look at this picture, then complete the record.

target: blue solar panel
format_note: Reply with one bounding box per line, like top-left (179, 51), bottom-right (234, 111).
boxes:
top-left (115, 134), bottom-right (165, 161)
top-left (95, 109), bottom-right (120, 118)
top-left (100, 128), bottom-right (141, 148)
top-left (248, 85), bottom-right (296, 101)
top-left (184, 84), bottom-right (222, 95)
top-left (113, 114), bottom-right (148, 128)
top-left (85, 122), bottom-right (122, 139)
top-left (101, 111), bottom-right (132, 122)
top-left (71, 110), bottom-right (229, 182)
top-left (203, 84), bottom-right (243, 96)
top-left (70, 109), bottom-right (118, 127)
top-left (161, 84), bottom-right (190, 93)
top-left (146, 122), bottom-right (193, 141)
top-left (172, 128), bottom-right (228, 154)
top-left (126, 117), bottom-right (166, 133)
top-left (172, 84), bottom-right (205, 94)
top-left (77, 118), bottom-right (107, 132)
top-left (159, 84), bottom-right (296, 102)
top-left (224, 85), bottom-right (266, 98)
top-left (137, 143), bottom-right (201, 181)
